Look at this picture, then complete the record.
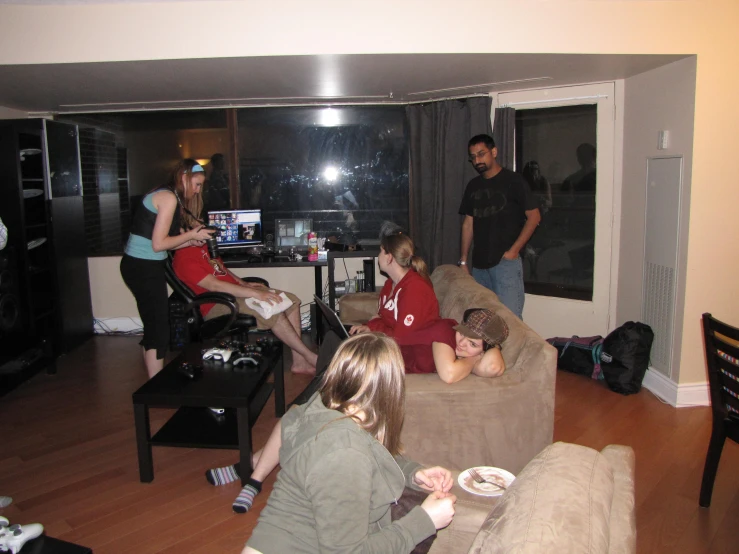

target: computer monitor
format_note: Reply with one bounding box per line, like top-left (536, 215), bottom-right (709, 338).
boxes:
top-left (276, 218), bottom-right (313, 248)
top-left (207, 209), bottom-right (263, 249)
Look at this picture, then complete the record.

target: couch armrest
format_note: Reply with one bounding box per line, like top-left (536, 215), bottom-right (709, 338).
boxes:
top-left (338, 292), bottom-right (379, 324)
top-left (601, 445), bottom-right (636, 554)
top-left (468, 442), bottom-right (631, 554)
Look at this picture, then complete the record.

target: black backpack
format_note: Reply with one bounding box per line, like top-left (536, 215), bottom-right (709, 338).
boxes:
top-left (600, 321), bottom-right (655, 395)
top-left (546, 335), bottom-right (604, 380)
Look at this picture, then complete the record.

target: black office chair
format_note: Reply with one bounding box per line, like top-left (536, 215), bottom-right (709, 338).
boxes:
top-left (699, 312), bottom-right (739, 507)
top-left (164, 254), bottom-right (269, 345)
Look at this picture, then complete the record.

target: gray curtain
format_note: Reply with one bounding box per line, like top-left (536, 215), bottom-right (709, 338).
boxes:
top-left (406, 96), bottom-right (493, 271)
top-left (492, 107), bottom-right (515, 169)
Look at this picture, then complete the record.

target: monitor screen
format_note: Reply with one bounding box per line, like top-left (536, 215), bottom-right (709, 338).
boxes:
top-left (207, 209), bottom-right (263, 248)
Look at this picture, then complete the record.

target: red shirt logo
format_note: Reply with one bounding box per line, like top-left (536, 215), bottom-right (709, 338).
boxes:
top-left (404, 314), bottom-right (414, 326)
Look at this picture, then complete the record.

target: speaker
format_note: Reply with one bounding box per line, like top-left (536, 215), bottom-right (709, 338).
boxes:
top-left (264, 232), bottom-right (275, 251)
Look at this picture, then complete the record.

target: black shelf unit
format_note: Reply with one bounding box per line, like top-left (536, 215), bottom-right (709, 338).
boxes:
top-left (0, 119), bottom-right (94, 394)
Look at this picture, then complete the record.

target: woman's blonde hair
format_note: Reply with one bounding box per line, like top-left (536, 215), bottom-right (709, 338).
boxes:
top-left (320, 333), bottom-right (406, 455)
top-left (380, 232), bottom-right (430, 282)
top-left (159, 158), bottom-right (205, 230)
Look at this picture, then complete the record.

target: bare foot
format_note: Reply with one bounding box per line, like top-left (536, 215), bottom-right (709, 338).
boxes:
top-left (291, 363), bottom-right (317, 376)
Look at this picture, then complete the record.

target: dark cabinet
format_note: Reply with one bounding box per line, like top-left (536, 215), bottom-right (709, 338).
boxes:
top-left (0, 119), bottom-right (93, 384)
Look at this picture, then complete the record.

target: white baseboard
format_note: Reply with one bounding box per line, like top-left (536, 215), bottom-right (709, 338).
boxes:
top-left (641, 367), bottom-right (710, 407)
top-left (93, 317), bottom-right (143, 334)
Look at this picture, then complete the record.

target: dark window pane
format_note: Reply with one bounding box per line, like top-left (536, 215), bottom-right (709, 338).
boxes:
top-left (236, 106), bottom-right (409, 245)
top-left (515, 105), bottom-right (597, 301)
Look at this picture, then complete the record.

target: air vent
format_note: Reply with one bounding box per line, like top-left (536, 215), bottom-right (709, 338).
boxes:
top-left (642, 261), bottom-right (675, 377)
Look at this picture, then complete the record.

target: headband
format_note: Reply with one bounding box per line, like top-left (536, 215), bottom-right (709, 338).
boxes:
top-left (190, 164), bottom-right (205, 173)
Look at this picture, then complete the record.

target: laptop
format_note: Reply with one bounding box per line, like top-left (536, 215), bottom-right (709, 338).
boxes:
top-left (313, 295), bottom-right (351, 339)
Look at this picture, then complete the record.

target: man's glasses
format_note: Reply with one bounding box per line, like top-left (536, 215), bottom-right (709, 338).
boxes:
top-left (468, 150), bottom-right (490, 162)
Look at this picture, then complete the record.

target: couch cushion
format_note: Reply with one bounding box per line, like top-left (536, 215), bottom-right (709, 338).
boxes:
top-left (468, 442), bottom-right (615, 554)
top-left (337, 292), bottom-right (379, 324)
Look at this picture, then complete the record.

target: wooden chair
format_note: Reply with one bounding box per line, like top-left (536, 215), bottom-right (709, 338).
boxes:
top-left (699, 312), bottom-right (739, 507)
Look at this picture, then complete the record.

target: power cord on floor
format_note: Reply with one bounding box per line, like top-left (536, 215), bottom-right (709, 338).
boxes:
top-left (94, 318), bottom-right (143, 336)
top-left (299, 302), bottom-right (312, 331)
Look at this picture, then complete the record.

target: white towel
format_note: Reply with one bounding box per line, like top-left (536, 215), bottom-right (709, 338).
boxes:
top-left (244, 291), bottom-right (293, 319)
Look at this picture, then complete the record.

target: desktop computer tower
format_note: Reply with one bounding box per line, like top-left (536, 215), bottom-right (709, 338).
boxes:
top-left (362, 258), bottom-right (376, 292)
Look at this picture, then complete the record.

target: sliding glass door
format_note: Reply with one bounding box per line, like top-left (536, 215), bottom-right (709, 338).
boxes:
top-left (497, 83), bottom-right (616, 338)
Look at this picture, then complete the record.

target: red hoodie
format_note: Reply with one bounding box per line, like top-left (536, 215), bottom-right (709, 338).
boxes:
top-left (366, 269), bottom-right (439, 339)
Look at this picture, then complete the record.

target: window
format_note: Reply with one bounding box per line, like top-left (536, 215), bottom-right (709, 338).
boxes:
top-left (69, 107), bottom-right (409, 253)
top-left (515, 104), bottom-right (597, 301)
top-left (236, 106), bottom-right (408, 245)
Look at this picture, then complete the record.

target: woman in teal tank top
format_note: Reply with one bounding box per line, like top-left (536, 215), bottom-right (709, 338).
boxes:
top-left (120, 159), bottom-right (215, 379)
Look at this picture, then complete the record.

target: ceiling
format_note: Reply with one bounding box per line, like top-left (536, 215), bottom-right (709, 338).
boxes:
top-left (0, 53), bottom-right (688, 114)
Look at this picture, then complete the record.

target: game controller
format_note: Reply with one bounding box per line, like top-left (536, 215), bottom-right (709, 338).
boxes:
top-left (0, 518), bottom-right (44, 554)
top-left (178, 362), bottom-right (202, 380)
top-left (202, 347), bottom-right (234, 362)
top-left (208, 407), bottom-right (225, 414)
top-left (256, 336), bottom-right (281, 347)
top-left (232, 356), bottom-right (260, 367)
top-left (217, 340), bottom-right (262, 354)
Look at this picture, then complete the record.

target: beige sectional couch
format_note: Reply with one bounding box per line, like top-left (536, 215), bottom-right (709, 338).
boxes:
top-left (339, 264), bottom-right (636, 553)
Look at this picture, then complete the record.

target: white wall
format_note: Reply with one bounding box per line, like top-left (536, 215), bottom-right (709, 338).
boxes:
top-left (0, 105), bottom-right (27, 119)
top-left (5, 0), bottom-right (738, 387)
top-left (619, 56), bottom-right (697, 381)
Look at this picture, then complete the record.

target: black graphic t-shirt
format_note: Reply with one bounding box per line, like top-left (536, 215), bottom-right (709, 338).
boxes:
top-left (458, 168), bottom-right (538, 269)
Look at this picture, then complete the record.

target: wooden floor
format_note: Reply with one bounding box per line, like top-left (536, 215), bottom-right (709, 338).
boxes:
top-left (1, 336), bottom-right (738, 553)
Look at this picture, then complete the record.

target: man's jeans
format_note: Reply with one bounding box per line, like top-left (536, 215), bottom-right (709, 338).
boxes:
top-left (472, 257), bottom-right (525, 319)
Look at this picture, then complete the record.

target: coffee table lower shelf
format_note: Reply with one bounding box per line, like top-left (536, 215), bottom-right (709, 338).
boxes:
top-left (151, 383), bottom-right (274, 449)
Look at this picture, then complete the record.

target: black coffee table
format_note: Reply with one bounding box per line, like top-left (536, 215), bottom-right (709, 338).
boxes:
top-left (132, 338), bottom-right (285, 486)
top-left (21, 535), bottom-right (92, 553)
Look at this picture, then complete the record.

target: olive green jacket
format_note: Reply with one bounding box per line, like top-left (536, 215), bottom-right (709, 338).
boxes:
top-left (247, 393), bottom-right (436, 553)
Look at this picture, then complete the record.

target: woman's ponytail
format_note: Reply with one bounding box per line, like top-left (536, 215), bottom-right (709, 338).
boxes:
top-left (410, 255), bottom-right (430, 282)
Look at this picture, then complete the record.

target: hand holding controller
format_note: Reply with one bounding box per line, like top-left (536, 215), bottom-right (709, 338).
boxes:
top-left (202, 347), bottom-right (234, 363)
top-left (0, 518), bottom-right (44, 554)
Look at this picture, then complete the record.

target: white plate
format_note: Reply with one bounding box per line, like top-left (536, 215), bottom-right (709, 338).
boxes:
top-left (27, 237), bottom-right (47, 250)
top-left (23, 189), bottom-right (43, 199)
top-left (458, 466), bottom-right (515, 497)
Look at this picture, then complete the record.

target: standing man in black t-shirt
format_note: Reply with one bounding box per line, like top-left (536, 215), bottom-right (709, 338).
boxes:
top-left (458, 134), bottom-right (541, 319)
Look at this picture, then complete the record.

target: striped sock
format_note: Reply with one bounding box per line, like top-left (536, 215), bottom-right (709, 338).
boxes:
top-left (233, 479), bottom-right (262, 513)
top-left (205, 464), bottom-right (240, 486)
